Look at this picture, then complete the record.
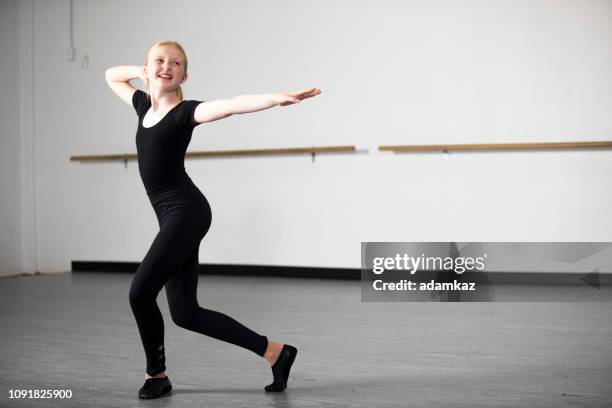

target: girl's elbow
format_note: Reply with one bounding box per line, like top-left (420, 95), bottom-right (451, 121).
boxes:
top-left (104, 67), bottom-right (123, 83)
top-left (104, 68), bottom-right (115, 82)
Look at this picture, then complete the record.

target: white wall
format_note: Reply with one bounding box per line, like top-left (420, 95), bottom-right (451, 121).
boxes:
top-left (9, 0), bottom-right (612, 273)
top-left (0, 0), bottom-right (24, 277)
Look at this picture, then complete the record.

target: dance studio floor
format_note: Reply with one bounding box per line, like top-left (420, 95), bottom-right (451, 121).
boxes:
top-left (1, 271), bottom-right (611, 407)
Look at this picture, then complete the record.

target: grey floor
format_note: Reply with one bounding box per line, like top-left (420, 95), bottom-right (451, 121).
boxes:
top-left (1, 272), bottom-right (611, 408)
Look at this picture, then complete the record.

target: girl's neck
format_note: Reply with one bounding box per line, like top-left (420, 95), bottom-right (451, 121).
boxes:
top-left (148, 87), bottom-right (181, 111)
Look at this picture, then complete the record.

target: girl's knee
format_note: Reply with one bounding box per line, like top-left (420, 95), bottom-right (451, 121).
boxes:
top-left (129, 283), bottom-right (154, 308)
top-left (169, 305), bottom-right (196, 329)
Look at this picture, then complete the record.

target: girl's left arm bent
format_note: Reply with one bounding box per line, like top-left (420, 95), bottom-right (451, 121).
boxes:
top-left (194, 87), bottom-right (321, 124)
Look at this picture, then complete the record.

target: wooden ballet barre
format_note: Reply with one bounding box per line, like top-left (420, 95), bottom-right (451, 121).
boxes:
top-left (70, 153), bottom-right (137, 162)
top-left (379, 141), bottom-right (612, 153)
top-left (70, 145), bottom-right (356, 162)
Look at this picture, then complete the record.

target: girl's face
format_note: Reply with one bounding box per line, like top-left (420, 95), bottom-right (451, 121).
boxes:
top-left (145, 45), bottom-right (187, 93)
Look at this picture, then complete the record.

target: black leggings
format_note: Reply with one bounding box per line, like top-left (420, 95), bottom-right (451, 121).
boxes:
top-left (129, 175), bottom-right (268, 376)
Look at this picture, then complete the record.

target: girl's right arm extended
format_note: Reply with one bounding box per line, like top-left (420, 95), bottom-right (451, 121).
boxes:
top-left (105, 66), bottom-right (145, 105)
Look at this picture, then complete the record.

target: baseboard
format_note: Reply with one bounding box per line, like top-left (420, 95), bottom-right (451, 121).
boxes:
top-left (71, 261), bottom-right (611, 285)
top-left (71, 261), bottom-right (358, 280)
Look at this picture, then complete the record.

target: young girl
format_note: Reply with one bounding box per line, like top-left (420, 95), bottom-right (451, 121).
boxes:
top-left (105, 40), bottom-right (320, 399)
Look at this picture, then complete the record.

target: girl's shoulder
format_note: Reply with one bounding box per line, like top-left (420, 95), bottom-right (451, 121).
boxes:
top-left (132, 89), bottom-right (150, 117)
top-left (175, 99), bottom-right (205, 128)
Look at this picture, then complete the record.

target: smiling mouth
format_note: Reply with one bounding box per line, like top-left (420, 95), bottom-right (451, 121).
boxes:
top-left (158, 74), bottom-right (172, 80)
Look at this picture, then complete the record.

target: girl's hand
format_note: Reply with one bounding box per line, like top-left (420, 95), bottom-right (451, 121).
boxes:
top-left (277, 87), bottom-right (322, 106)
top-left (139, 66), bottom-right (149, 85)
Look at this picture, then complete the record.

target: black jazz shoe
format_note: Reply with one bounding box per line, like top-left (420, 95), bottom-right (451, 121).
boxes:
top-left (265, 344), bottom-right (298, 392)
top-left (138, 376), bottom-right (172, 399)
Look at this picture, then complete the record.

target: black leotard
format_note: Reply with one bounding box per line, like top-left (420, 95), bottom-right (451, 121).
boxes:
top-left (132, 89), bottom-right (202, 193)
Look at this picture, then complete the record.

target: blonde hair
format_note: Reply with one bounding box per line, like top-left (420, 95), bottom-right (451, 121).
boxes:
top-left (144, 40), bottom-right (188, 101)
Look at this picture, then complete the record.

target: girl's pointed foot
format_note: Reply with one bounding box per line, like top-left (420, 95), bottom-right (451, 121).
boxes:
top-left (264, 344), bottom-right (298, 392)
